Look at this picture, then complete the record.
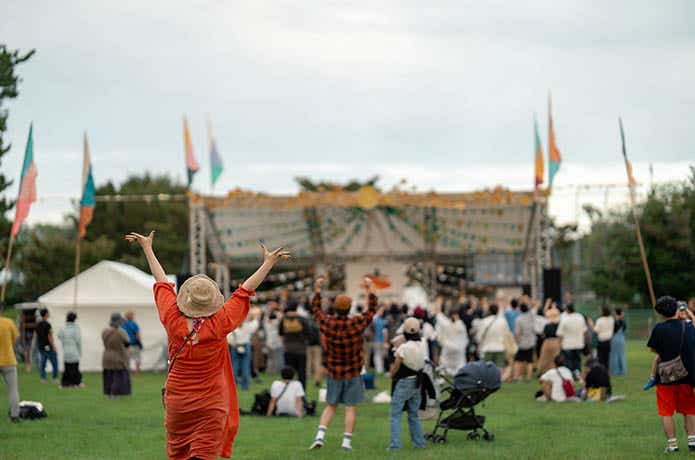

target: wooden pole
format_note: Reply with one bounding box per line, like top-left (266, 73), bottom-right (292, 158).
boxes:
top-left (0, 235), bottom-right (15, 309)
top-left (620, 118), bottom-right (656, 307)
top-left (73, 236), bottom-right (81, 309)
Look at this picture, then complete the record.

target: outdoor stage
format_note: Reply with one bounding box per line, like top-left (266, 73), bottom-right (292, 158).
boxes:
top-left (186, 186), bottom-right (552, 302)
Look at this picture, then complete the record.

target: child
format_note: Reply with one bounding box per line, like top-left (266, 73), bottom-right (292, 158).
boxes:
top-left (388, 317), bottom-right (426, 450)
top-left (647, 296), bottom-right (695, 453)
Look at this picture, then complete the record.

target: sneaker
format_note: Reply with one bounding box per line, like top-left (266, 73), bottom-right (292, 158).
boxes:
top-left (9, 417), bottom-right (20, 423)
top-left (665, 446), bottom-right (679, 453)
top-left (342, 446), bottom-right (352, 452)
top-left (309, 440), bottom-right (324, 450)
top-left (688, 445), bottom-right (695, 452)
top-left (40, 379), bottom-right (47, 384)
top-left (644, 376), bottom-right (657, 391)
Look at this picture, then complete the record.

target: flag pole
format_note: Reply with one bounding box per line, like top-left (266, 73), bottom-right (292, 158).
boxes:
top-left (73, 235), bottom-right (81, 309)
top-left (0, 235), bottom-right (15, 309)
top-left (620, 118), bottom-right (656, 307)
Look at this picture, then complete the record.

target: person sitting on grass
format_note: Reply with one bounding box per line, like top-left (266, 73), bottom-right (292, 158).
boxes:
top-left (126, 230), bottom-right (290, 460)
top-left (267, 366), bottom-right (305, 417)
top-left (581, 357), bottom-right (611, 401)
top-left (536, 354), bottom-right (578, 402)
top-left (647, 295), bottom-right (695, 453)
top-left (388, 317), bottom-right (426, 451)
top-left (309, 276), bottom-right (377, 452)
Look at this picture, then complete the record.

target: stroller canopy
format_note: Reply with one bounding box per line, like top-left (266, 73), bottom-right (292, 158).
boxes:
top-left (454, 361), bottom-right (502, 394)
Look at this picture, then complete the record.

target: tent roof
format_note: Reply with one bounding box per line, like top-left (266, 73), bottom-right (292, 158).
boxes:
top-left (38, 260), bottom-right (174, 308)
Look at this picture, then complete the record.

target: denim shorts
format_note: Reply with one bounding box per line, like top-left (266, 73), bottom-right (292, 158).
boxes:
top-left (326, 376), bottom-right (365, 405)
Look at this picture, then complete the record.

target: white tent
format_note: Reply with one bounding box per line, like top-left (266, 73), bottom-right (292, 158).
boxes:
top-left (38, 260), bottom-right (174, 372)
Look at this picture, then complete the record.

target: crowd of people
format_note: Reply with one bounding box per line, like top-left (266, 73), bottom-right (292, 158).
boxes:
top-left (3, 230), bottom-right (694, 456)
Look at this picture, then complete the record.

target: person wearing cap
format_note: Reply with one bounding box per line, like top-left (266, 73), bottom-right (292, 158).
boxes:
top-left (309, 277), bottom-right (377, 452)
top-left (647, 296), bottom-right (695, 453)
top-left (388, 317), bottom-right (426, 450)
top-left (126, 230), bottom-right (290, 460)
top-left (101, 312), bottom-right (132, 398)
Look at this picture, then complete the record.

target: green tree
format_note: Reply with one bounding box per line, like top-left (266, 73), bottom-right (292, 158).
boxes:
top-left (582, 167), bottom-right (695, 305)
top-left (0, 45), bottom-right (34, 240)
top-left (80, 173), bottom-right (188, 273)
top-left (17, 224), bottom-right (115, 299)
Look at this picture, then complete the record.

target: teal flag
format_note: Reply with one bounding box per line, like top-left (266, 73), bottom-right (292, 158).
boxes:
top-left (210, 137), bottom-right (223, 188)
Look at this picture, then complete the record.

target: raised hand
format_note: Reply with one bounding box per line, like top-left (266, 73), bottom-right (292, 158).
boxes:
top-left (260, 243), bottom-right (291, 265)
top-left (314, 277), bottom-right (325, 293)
top-left (361, 276), bottom-right (373, 293)
top-left (125, 231), bottom-right (155, 251)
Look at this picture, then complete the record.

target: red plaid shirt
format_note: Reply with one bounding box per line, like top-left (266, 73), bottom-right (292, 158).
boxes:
top-left (312, 292), bottom-right (378, 380)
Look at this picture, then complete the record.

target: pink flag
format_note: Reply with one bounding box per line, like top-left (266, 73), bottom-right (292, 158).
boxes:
top-left (11, 124), bottom-right (37, 238)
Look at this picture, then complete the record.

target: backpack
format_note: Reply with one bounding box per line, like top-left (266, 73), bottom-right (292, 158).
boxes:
top-left (17, 401), bottom-right (47, 420)
top-left (251, 390), bottom-right (272, 415)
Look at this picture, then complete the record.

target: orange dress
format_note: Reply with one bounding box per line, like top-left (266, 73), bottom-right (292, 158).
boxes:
top-left (154, 282), bottom-right (253, 460)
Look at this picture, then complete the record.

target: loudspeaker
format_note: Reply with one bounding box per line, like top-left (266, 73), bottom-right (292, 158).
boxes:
top-left (543, 268), bottom-right (562, 304)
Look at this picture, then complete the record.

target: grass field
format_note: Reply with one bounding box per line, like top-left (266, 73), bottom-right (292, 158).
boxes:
top-left (0, 341), bottom-right (680, 459)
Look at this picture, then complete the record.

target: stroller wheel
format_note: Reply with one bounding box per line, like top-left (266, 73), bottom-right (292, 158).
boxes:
top-left (425, 433), bottom-right (433, 441)
top-left (467, 431), bottom-right (481, 441)
top-left (436, 436), bottom-right (447, 444)
top-left (483, 432), bottom-right (495, 442)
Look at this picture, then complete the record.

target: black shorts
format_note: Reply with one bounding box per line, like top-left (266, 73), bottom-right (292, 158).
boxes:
top-left (514, 347), bottom-right (534, 363)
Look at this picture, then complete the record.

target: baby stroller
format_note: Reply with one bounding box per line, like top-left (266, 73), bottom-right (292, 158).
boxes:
top-left (426, 361), bottom-right (501, 444)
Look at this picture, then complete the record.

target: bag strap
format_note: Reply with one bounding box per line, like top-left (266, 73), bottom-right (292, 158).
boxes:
top-left (480, 317), bottom-right (496, 344)
top-left (276, 381), bottom-right (291, 402)
top-left (167, 318), bottom-right (206, 374)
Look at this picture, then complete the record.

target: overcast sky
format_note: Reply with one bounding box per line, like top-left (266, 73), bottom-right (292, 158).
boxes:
top-left (2, 0), bottom-right (694, 226)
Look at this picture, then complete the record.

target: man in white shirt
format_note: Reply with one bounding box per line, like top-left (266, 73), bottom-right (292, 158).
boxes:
top-left (227, 313), bottom-right (260, 391)
top-left (538, 354), bottom-right (577, 402)
top-left (267, 367), bottom-right (305, 417)
top-left (556, 304), bottom-right (587, 373)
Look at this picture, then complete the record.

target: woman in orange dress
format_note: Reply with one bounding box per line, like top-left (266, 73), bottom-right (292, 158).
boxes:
top-left (126, 230), bottom-right (290, 460)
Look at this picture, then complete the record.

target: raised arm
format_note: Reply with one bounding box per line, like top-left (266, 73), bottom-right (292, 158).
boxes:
top-left (242, 244), bottom-right (291, 292)
top-left (125, 231), bottom-right (167, 282)
top-left (311, 277), bottom-right (326, 322)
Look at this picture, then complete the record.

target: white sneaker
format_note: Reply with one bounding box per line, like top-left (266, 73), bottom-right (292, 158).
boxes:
top-left (309, 440), bottom-right (324, 450)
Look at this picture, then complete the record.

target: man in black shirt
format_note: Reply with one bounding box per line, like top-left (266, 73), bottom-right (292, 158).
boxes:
top-left (36, 308), bottom-right (59, 383)
top-left (647, 296), bottom-right (695, 453)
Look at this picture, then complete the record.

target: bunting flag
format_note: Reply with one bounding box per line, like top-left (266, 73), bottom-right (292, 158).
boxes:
top-left (78, 133), bottom-right (96, 239)
top-left (534, 117), bottom-right (544, 188)
top-left (183, 116), bottom-right (200, 187)
top-left (208, 119), bottom-right (223, 188)
top-left (547, 95), bottom-right (562, 189)
top-left (10, 124), bottom-right (38, 238)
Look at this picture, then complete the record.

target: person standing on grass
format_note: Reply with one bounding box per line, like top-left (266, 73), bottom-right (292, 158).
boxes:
top-left (593, 306), bottom-right (615, 370)
top-left (122, 310), bottom-right (143, 375)
top-left (610, 308), bottom-right (627, 376)
top-left (227, 310), bottom-right (259, 391)
top-left (126, 230), bottom-right (290, 460)
top-left (102, 312), bottom-right (132, 398)
top-left (388, 317), bottom-right (426, 451)
top-left (58, 311), bottom-right (83, 388)
top-left (36, 308), bottom-right (59, 383)
top-left (280, 299), bottom-right (310, 389)
top-left (513, 302), bottom-right (537, 382)
top-left (556, 303), bottom-right (587, 373)
top-left (0, 314), bottom-right (20, 422)
top-left (647, 296), bottom-right (695, 454)
top-left (309, 277), bottom-right (377, 452)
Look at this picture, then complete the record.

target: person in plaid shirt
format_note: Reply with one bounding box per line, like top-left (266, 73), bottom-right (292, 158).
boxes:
top-left (309, 277), bottom-right (377, 452)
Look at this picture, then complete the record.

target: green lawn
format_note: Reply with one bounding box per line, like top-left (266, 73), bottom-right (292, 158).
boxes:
top-left (0, 342), bottom-right (676, 459)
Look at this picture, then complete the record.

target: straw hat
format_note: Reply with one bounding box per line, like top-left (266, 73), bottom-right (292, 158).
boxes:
top-left (177, 274), bottom-right (225, 318)
top-left (334, 294), bottom-right (353, 312)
